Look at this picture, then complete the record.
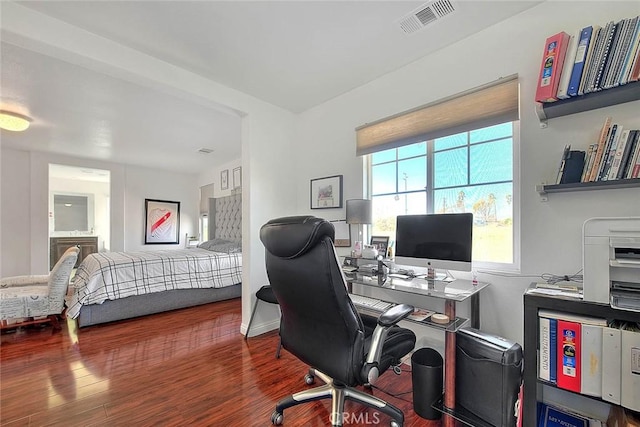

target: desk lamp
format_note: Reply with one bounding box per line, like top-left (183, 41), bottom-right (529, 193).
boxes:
top-left (346, 199), bottom-right (371, 257)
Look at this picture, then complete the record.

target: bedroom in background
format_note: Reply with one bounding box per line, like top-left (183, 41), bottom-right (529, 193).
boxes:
top-left (48, 164), bottom-right (110, 270)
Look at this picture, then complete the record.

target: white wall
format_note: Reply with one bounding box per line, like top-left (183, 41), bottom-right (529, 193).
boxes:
top-left (198, 157), bottom-right (242, 198)
top-left (0, 148), bottom-right (200, 275)
top-left (295, 1), bottom-right (640, 346)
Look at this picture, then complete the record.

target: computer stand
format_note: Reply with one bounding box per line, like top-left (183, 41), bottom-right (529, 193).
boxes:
top-left (426, 268), bottom-right (455, 283)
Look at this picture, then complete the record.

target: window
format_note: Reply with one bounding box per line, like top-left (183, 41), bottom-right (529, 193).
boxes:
top-left (370, 122), bottom-right (518, 268)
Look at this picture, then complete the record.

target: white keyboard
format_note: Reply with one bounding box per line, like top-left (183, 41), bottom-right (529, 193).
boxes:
top-left (350, 294), bottom-right (394, 312)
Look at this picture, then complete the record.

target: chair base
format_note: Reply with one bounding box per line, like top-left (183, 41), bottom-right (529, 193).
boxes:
top-left (272, 368), bottom-right (403, 427)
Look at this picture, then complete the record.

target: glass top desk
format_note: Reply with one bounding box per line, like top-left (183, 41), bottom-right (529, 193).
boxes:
top-left (347, 271), bottom-right (489, 330)
top-left (346, 270), bottom-right (490, 427)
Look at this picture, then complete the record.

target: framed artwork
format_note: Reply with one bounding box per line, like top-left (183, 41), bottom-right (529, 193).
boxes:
top-left (233, 167), bottom-right (242, 189)
top-left (145, 199), bottom-right (180, 244)
top-left (221, 169), bottom-right (229, 190)
top-left (310, 175), bottom-right (343, 209)
top-left (331, 220), bottom-right (351, 247)
top-left (370, 236), bottom-right (390, 257)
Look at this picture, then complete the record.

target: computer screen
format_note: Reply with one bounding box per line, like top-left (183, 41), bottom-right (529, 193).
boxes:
top-left (394, 213), bottom-right (473, 273)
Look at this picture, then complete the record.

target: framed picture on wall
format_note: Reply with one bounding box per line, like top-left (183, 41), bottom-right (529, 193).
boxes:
top-left (310, 175), bottom-right (343, 209)
top-left (233, 167), bottom-right (242, 189)
top-left (144, 199), bottom-right (180, 244)
top-left (221, 169), bottom-right (229, 190)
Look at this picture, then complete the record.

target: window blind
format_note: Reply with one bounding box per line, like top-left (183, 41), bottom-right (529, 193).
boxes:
top-left (355, 75), bottom-right (519, 156)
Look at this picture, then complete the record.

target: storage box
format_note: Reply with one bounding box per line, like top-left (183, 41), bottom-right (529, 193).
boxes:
top-left (456, 327), bottom-right (523, 427)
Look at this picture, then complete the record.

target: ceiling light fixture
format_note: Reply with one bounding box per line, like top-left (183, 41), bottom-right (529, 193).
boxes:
top-left (0, 110), bottom-right (31, 132)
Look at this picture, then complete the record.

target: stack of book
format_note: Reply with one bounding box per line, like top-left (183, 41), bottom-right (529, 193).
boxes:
top-left (579, 117), bottom-right (640, 182)
top-left (535, 15), bottom-right (640, 103)
top-left (538, 310), bottom-right (640, 412)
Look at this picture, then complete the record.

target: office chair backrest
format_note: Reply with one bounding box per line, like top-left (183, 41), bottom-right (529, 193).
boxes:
top-left (260, 216), bottom-right (366, 386)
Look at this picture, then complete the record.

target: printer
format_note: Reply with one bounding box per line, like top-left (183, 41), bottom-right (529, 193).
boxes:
top-left (583, 217), bottom-right (640, 311)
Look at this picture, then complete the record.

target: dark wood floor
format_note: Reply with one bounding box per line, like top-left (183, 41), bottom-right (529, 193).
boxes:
top-left (0, 299), bottom-right (441, 426)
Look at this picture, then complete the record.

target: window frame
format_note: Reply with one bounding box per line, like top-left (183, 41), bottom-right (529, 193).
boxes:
top-left (366, 121), bottom-right (521, 272)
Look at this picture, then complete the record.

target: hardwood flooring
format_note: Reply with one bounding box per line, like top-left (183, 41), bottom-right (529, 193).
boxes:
top-left (1, 299), bottom-right (441, 426)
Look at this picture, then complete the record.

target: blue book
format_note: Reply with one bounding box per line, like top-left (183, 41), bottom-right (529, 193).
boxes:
top-left (549, 318), bottom-right (557, 383)
top-left (567, 26), bottom-right (594, 97)
top-left (537, 402), bottom-right (589, 427)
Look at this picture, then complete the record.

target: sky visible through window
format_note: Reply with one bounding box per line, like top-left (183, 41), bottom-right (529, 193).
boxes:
top-left (371, 122), bottom-right (514, 264)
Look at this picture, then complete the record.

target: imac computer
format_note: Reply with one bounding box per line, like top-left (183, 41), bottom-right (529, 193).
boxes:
top-left (394, 213), bottom-right (473, 281)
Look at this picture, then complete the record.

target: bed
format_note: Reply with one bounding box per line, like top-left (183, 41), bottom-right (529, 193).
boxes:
top-left (66, 193), bottom-right (243, 327)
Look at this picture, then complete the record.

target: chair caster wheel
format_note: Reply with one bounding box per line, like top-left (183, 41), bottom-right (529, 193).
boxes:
top-left (271, 410), bottom-right (283, 425)
top-left (304, 373), bottom-right (315, 385)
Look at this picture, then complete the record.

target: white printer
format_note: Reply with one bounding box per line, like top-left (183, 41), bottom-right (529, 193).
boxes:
top-left (583, 217), bottom-right (640, 311)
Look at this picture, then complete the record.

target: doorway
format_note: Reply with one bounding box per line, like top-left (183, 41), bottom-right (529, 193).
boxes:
top-left (48, 165), bottom-right (111, 267)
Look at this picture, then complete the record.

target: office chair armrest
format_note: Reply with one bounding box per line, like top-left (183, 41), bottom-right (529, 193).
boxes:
top-left (0, 275), bottom-right (49, 287)
top-left (377, 303), bottom-right (413, 327)
top-left (362, 303), bottom-right (415, 384)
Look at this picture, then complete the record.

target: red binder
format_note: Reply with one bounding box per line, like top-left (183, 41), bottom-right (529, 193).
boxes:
top-left (535, 31), bottom-right (571, 103)
top-left (557, 320), bottom-right (581, 392)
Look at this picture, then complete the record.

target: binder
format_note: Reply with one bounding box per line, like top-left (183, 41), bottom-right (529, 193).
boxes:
top-left (535, 32), bottom-right (571, 103)
top-left (602, 327), bottom-right (621, 405)
top-left (539, 317), bottom-right (557, 383)
top-left (557, 319), bottom-right (581, 393)
top-left (557, 31), bottom-right (579, 99)
top-left (580, 324), bottom-right (602, 397)
top-left (621, 329), bottom-right (640, 412)
top-left (568, 26), bottom-right (594, 97)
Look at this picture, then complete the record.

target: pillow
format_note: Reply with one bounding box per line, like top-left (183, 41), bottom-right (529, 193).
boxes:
top-left (197, 238), bottom-right (233, 250)
top-left (208, 242), bottom-right (242, 254)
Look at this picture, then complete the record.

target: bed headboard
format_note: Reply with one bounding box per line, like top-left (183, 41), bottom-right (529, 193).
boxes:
top-left (211, 193), bottom-right (242, 243)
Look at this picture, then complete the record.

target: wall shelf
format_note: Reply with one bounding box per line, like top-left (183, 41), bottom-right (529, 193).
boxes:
top-left (536, 80), bottom-right (640, 126)
top-left (536, 178), bottom-right (640, 198)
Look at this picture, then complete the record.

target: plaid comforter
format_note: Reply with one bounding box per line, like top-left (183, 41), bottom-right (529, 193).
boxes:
top-left (66, 248), bottom-right (242, 319)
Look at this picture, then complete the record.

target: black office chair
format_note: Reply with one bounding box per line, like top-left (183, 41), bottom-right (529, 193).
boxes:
top-left (260, 216), bottom-right (416, 427)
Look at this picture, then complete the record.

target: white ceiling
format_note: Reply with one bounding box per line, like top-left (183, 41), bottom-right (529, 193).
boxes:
top-left (0, 0), bottom-right (542, 174)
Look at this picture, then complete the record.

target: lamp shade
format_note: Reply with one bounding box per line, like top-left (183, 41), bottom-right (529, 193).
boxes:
top-left (346, 199), bottom-right (372, 224)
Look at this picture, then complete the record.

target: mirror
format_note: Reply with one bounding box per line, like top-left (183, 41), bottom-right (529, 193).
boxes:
top-left (53, 194), bottom-right (94, 232)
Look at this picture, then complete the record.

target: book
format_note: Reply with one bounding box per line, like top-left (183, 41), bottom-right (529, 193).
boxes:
top-left (607, 129), bottom-right (631, 180)
top-left (578, 26), bottom-right (602, 95)
top-left (537, 402), bottom-right (589, 427)
top-left (625, 131), bottom-right (640, 178)
top-left (555, 144), bottom-right (571, 184)
top-left (538, 310), bottom-right (607, 326)
top-left (607, 17), bottom-right (639, 88)
top-left (557, 319), bottom-right (581, 392)
top-left (580, 144), bottom-right (597, 182)
top-left (620, 329), bottom-right (640, 412)
top-left (587, 21), bottom-right (617, 93)
top-left (594, 123), bottom-right (619, 181)
top-left (597, 20), bottom-right (623, 90)
top-left (536, 32), bottom-right (571, 103)
top-left (620, 18), bottom-right (640, 84)
top-left (557, 31), bottom-right (580, 99)
top-left (619, 130), bottom-right (639, 179)
top-left (599, 124), bottom-right (623, 181)
top-left (587, 117), bottom-right (613, 181)
top-left (560, 150), bottom-right (586, 184)
top-left (539, 317), bottom-right (557, 383)
top-left (568, 26), bottom-right (595, 97)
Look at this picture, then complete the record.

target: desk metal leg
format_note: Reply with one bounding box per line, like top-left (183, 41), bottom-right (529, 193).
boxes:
top-left (443, 299), bottom-right (456, 427)
top-left (471, 293), bottom-right (479, 329)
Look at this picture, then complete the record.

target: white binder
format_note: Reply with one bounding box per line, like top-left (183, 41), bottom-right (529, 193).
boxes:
top-left (621, 329), bottom-right (640, 412)
top-left (581, 324), bottom-right (603, 397)
top-left (601, 327), bottom-right (621, 404)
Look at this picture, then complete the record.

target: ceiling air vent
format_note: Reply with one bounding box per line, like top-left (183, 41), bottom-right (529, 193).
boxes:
top-left (197, 148), bottom-right (214, 154)
top-left (397, 0), bottom-right (457, 35)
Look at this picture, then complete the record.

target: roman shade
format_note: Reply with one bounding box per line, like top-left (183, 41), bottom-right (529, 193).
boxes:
top-left (356, 75), bottom-right (519, 156)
